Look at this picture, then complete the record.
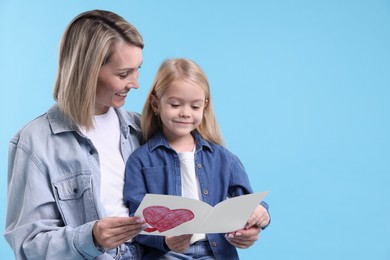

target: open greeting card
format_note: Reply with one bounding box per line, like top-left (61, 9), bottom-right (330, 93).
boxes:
top-left (134, 192), bottom-right (268, 236)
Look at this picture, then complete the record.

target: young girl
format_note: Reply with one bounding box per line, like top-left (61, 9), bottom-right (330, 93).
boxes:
top-left (124, 58), bottom-right (270, 260)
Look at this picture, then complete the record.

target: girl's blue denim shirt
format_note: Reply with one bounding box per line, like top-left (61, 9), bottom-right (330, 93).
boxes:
top-left (124, 131), bottom-right (269, 260)
top-left (5, 104), bottom-right (142, 260)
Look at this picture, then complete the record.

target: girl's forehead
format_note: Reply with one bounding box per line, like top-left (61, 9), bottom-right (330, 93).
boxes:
top-left (163, 80), bottom-right (206, 100)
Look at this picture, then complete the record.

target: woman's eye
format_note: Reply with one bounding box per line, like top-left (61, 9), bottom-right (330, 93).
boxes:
top-left (118, 71), bottom-right (130, 78)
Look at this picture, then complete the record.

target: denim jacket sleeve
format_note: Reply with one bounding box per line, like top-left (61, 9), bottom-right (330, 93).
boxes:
top-left (5, 135), bottom-right (105, 260)
top-left (228, 152), bottom-right (271, 229)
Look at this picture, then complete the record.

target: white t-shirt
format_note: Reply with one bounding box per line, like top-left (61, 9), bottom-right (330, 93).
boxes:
top-left (81, 107), bottom-right (128, 217)
top-left (178, 149), bottom-right (206, 243)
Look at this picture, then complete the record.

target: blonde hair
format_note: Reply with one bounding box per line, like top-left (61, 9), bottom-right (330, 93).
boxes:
top-left (53, 10), bottom-right (144, 130)
top-left (142, 58), bottom-right (224, 145)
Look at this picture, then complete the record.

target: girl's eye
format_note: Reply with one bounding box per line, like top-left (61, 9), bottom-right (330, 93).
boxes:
top-left (170, 104), bottom-right (180, 108)
top-left (192, 106), bottom-right (200, 110)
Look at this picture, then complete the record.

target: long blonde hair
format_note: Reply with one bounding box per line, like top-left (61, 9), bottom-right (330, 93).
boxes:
top-left (142, 58), bottom-right (224, 145)
top-left (53, 10), bottom-right (144, 130)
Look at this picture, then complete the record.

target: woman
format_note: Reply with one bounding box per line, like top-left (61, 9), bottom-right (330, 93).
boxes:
top-left (5, 10), bottom-right (145, 259)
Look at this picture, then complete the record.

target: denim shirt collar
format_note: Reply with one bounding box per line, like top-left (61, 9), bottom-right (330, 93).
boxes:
top-left (147, 130), bottom-right (213, 153)
top-left (46, 104), bottom-right (141, 137)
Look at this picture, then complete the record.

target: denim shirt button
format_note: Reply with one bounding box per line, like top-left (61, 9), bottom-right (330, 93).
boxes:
top-left (211, 241), bottom-right (217, 247)
top-left (196, 163), bottom-right (202, 168)
top-left (89, 150), bottom-right (94, 155)
top-left (73, 188), bottom-right (78, 193)
top-left (203, 189), bottom-right (208, 195)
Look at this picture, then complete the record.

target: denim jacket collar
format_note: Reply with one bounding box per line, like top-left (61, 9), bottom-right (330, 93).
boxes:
top-left (47, 105), bottom-right (78, 134)
top-left (147, 130), bottom-right (213, 153)
top-left (47, 104), bottom-right (141, 137)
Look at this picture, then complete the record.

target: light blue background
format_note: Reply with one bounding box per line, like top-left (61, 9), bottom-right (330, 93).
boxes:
top-left (1, 1), bottom-right (389, 259)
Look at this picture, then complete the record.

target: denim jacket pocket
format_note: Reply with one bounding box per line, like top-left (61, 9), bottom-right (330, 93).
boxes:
top-left (53, 173), bottom-right (97, 226)
top-left (143, 166), bottom-right (168, 194)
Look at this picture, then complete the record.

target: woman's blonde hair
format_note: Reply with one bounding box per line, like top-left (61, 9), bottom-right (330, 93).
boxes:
top-left (142, 58), bottom-right (224, 146)
top-left (53, 10), bottom-right (144, 130)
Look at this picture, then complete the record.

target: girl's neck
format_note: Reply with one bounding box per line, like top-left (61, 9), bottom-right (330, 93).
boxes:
top-left (166, 134), bottom-right (195, 153)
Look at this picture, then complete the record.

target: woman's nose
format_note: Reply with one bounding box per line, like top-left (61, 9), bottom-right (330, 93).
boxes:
top-left (128, 70), bottom-right (139, 89)
top-left (130, 81), bottom-right (139, 89)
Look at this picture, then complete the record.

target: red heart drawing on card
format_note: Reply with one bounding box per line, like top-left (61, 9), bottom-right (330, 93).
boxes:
top-left (143, 206), bottom-right (194, 233)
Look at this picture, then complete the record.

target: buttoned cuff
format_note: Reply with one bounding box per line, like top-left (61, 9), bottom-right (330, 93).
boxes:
top-left (73, 221), bottom-right (105, 258)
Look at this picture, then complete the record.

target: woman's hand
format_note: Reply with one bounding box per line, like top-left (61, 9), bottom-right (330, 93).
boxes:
top-left (165, 234), bottom-right (192, 253)
top-left (92, 216), bottom-right (145, 249)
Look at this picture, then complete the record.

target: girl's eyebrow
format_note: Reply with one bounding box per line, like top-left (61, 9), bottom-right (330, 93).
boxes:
top-left (167, 97), bottom-right (205, 103)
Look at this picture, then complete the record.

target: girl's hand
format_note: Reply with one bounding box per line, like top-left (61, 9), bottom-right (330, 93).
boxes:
top-left (226, 205), bottom-right (270, 249)
top-left (225, 225), bottom-right (261, 249)
top-left (245, 205), bottom-right (270, 229)
top-left (165, 234), bottom-right (192, 253)
top-left (92, 216), bottom-right (146, 249)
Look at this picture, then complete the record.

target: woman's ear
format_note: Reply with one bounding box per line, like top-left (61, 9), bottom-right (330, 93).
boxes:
top-left (150, 94), bottom-right (159, 114)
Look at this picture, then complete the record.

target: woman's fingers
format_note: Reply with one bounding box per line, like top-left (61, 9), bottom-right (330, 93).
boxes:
top-left (92, 217), bottom-right (146, 249)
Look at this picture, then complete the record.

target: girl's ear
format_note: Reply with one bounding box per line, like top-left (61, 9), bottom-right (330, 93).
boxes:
top-left (150, 94), bottom-right (159, 114)
top-left (204, 98), bottom-right (209, 108)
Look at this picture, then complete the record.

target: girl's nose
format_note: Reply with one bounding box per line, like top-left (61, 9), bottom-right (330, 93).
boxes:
top-left (179, 107), bottom-right (190, 117)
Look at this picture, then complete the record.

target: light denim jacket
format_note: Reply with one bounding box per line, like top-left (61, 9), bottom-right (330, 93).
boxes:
top-left (124, 131), bottom-right (269, 260)
top-left (5, 104), bottom-right (142, 260)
